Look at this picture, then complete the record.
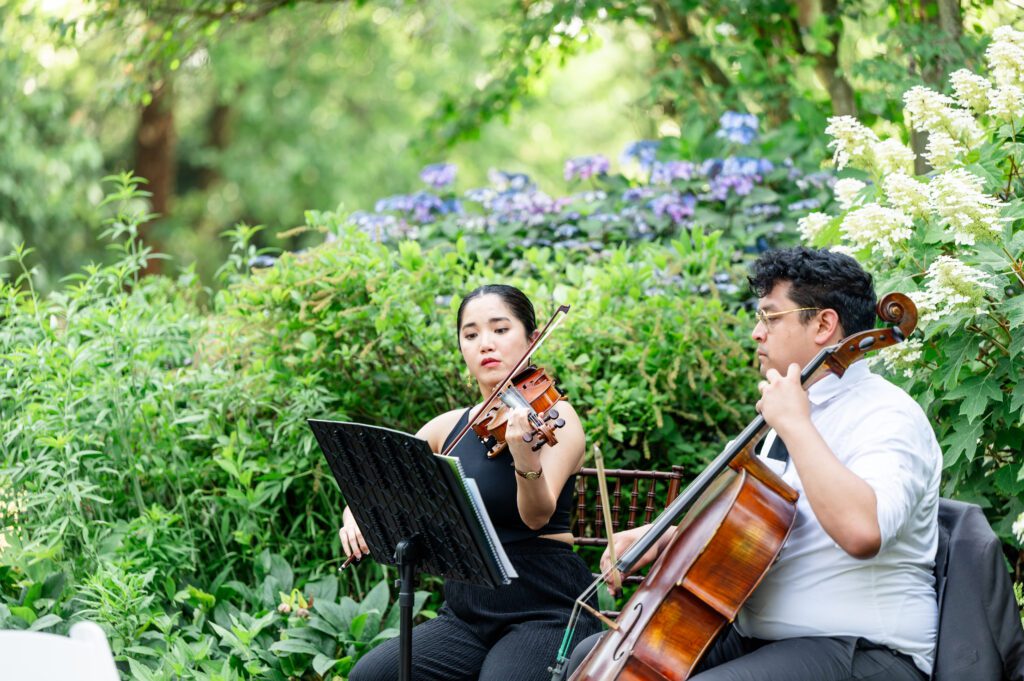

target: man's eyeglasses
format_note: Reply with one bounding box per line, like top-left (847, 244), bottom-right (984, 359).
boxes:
top-left (754, 307), bottom-right (821, 328)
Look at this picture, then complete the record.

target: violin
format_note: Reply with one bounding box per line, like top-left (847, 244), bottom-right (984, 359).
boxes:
top-left (471, 365), bottom-right (567, 457)
top-left (441, 305), bottom-right (571, 459)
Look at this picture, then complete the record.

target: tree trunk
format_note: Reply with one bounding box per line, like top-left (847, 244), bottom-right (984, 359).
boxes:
top-left (911, 0), bottom-right (962, 176)
top-left (794, 0), bottom-right (857, 117)
top-left (134, 80), bottom-right (175, 274)
top-left (199, 101), bottom-right (232, 190)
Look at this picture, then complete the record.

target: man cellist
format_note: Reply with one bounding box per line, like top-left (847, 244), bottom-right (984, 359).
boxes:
top-left (570, 247), bottom-right (941, 681)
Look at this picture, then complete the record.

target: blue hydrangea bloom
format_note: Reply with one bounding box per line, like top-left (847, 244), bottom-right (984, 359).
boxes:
top-left (715, 111), bottom-right (760, 145)
top-left (620, 140), bottom-right (661, 170)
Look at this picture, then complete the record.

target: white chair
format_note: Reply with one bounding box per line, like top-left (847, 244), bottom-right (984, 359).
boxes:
top-left (0, 621), bottom-right (120, 680)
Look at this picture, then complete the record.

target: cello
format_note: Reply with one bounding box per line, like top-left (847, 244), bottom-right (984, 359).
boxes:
top-left (555, 292), bottom-right (918, 681)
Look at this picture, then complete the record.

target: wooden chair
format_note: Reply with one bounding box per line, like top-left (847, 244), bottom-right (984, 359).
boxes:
top-left (573, 465), bottom-right (688, 585)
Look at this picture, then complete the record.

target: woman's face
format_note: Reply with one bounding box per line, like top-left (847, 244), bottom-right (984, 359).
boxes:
top-left (458, 294), bottom-right (536, 394)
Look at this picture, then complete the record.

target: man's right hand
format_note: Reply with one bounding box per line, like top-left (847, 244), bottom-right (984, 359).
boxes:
top-left (339, 506), bottom-right (369, 561)
top-left (599, 523), bottom-right (664, 593)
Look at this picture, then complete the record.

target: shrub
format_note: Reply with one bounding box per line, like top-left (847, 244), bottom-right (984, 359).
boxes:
top-left (802, 26), bottom-right (1024, 547)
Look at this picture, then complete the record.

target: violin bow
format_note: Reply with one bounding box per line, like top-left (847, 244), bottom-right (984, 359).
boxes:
top-left (440, 304), bottom-right (570, 457)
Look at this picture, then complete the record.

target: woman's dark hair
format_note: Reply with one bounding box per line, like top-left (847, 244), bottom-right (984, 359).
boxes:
top-left (748, 247), bottom-right (877, 335)
top-left (456, 284), bottom-right (537, 338)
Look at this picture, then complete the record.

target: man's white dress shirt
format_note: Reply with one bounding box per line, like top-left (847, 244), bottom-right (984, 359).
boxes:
top-left (735, 361), bottom-right (941, 674)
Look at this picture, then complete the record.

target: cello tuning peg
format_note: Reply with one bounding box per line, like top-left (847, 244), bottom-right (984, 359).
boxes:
top-left (554, 418), bottom-right (565, 428)
top-left (522, 432), bottom-right (535, 443)
top-left (545, 409), bottom-right (559, 421)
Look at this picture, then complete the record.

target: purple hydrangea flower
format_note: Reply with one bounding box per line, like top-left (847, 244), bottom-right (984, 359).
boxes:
top-left (649, 192), bottom-right (697, 223)
top-left (715, 111), bottom-right (760, 146)
top-left (650, 161), bottom-right (696, 185)
top-left (623, 187), bottom-right (655, 203)
top-left (373, 191), bottom-right (459, 224)
top-left (564, 155), bottom-right (610, 182)
top-left (419, 163), bottom-right (457, 189)
top-left (348, 211), bottom-right (417, 242)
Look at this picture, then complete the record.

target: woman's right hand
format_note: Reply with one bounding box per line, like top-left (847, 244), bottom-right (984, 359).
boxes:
top-left (339, 506), bottom-right (369, 561)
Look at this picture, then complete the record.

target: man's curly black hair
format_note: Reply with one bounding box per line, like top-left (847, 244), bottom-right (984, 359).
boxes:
top-left (748, 247), bottom-right (877, 335)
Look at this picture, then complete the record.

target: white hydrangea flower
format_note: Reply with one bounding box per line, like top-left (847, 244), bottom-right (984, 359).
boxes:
top-left (912, 255), bottom-right (996, 325)
top-left (840, 203), bottom-right (913, 258)
top-left (825, 116), bottom-right (878, 171)
top-left (872, 138), bottom-right (917, 175)
top-left (903, 86), bottom-right (984, 145)
top-left (904, 86), bottom-right (956, 130)
top-left (924, 131), bottom-right (965, 170)
top-left (869, 337), bottom-right (924, 379)
top-left (929, 169), bottom-right (1006, 246)
top-left (883, 173), bottom-right (931, 218)
top-left (988, 85), bottom-right (1024, 123)
top-left (1014, 512), bottom-right (1024, 544)
top-left (797, 212), bottom-right (833, 243)
top-left (986, 26), bottom-right (1024, 89)
top-left (950, 69), bottom-right (994, 114)
top-left (833, 178), bottom-right (868, 211)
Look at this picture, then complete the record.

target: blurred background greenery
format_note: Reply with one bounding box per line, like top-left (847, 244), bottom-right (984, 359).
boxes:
top-left (4, 0), bottom-right (1021, 290)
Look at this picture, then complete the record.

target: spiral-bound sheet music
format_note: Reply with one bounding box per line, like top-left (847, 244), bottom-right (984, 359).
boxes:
top-left (309, 419), bottom-right (516, 587)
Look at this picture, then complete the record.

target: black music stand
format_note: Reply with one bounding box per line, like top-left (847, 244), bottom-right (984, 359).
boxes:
top-left (309, 419), bottom-right (515, 681)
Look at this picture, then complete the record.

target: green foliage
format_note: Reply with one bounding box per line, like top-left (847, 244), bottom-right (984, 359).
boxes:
top-left (2, 168), bottom-right (759, 676)
top-left (0, 2), bottom-right (104, 289)
top-left (217, 220), bottom-right (758, 469)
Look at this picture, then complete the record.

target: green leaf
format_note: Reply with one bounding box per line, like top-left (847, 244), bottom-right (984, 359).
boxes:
top-left (1004, 295), bottom-right (1024, 329)
top-left (9, 606), bottom-right (36, 625)
top-left (28, 614), bottom-right (63, 631)
top-left (361, 579), bottom-right (389, 615)
top-left (127, 658), bottom-right (160, 681)
top-left (942, 420), bottom-right (985, 466)
top-left (269, 638), bottom-right (322, 656)
top-left (946, 375), bottom-right (1003, 423)
top-left (1011, 381), bottom-right (1024, 425)
top-left (349, 612), bottom-right (369, 642)
top-left (312, 653), bottom-right (338, 675)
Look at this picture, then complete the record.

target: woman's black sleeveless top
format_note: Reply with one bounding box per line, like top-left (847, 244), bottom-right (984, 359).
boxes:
top-left (442, 408), bottom-right (575, 544)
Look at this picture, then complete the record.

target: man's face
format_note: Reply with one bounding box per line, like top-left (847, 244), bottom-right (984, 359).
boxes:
top-left (751, 281), bottom-right (823, 377)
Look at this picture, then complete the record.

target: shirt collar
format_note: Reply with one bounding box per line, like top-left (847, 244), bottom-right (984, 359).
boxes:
top-left (807, 359), bottom-right (871, 406)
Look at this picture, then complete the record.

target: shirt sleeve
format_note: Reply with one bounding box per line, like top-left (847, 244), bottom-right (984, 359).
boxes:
top-left (841, 404), bottom-right (935, 550)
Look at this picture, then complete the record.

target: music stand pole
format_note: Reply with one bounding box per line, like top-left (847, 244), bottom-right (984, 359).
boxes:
top-left (395, 537), bottom-right (421, 681)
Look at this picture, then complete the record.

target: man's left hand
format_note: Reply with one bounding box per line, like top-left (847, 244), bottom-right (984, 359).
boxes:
top-left (756, 362), bottom-right (810, 436)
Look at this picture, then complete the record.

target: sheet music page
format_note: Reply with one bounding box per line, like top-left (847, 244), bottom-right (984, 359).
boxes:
top-left (462, 478), bottom-right (518, 580)
top-left (434, 454), bottom-right (518, 581)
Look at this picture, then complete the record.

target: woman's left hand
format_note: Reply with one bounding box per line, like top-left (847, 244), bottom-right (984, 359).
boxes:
top-left (505, 406), bottom-right (542, 468)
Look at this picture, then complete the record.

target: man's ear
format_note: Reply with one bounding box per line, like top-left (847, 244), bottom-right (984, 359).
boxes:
top-left (816, 309), bottom-right (843, 344)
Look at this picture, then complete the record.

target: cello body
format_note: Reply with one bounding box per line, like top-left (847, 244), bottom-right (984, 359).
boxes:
top-left (571, 451), bottom-right (798, 680)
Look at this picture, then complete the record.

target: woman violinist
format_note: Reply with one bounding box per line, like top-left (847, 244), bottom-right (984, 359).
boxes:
top-left (342, 284), bottom-right (601, 681)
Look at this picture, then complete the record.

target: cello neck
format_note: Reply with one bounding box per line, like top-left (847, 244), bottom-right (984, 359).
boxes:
top-left (615, 347), bottom-right (832, 573)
